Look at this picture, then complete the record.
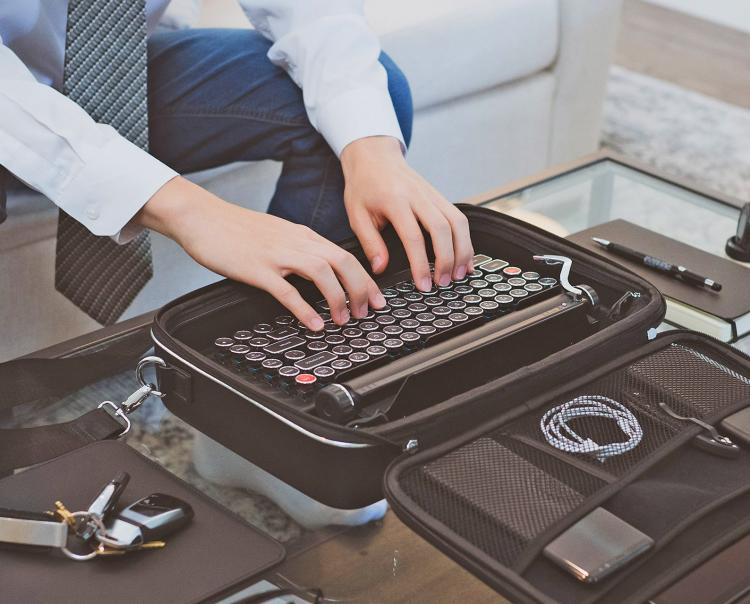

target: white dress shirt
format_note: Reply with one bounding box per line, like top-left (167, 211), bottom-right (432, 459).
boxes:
top-left (0, 1), bottom-right (403, 238)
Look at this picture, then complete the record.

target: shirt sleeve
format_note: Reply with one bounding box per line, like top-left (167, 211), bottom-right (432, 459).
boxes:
top-left (0, 38), bottom-right (177, 240)
top-left (238, 0), bottom-right (405, 157)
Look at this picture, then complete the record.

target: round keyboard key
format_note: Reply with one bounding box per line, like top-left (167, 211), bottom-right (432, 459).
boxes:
top-left (233, 330), bottom-right (254, 342)
top-left (331, 359), bottom-right (353, 371)
top-left (438, 290), bottom-right (459, 301)
top-left (509, 289), bottom-right (529, 299)
top-left (433, 318), bottom-right (453, 330)
top-left (395, 281), bottom-right (415, 293)
top-left (400, 332), bottom-right (421, 345)
top-left (463, 294), bottom-right (482, 305)
top-left (432, 306), bottom-right (452, 316)
top-left (522, 271), bottom-right (540, 281)
top-left (453, 285), bottom-right (473, 295)
top-left (214, 337), bottom-right (234, 355)
top-left (303, 329), bottom-right (325, 340)
top-left (403, 292), bottom-right (424, 302)
top-left (424, 296), bottom-right (443, 307)
top-left (479, 300), bottom-right (500, 312)
top-left (307, 340), bottom-right (328, 352)
top-left (525, 282), bottom-right (543, 292)
top-left (538, 277), bottom-right (558, 288)
top-left (262, 358), bottom-right (283, 372)
top-left (319, 312), bottom-right (332, 322)
top-left (389, 297), bottom-right (408, 308)
top-left (375, 314), bottom-right (396, 326)
top-left (344, 317), bottom-right (360, 327)
top-left (495, 294), bottom-right (515, 308)
top-left (448, 312), bottom-right (469, 324)
top-left (249, 337), bottom-right (270, 349)
top-left (295, 373), bottom-right (317, 391)
top-left (342, 327), bottom-right (362, 339)
top-left (383, 338), bottom-right (404, 352)
top-left (278, 365), bottom-right (300, 381)
top-left (415, 312), bottom-right (436, 323)
top-left (416, 324), bottom-right (437, 336)
top-left (366, 345), bottom-right (387, 357)
top-left (359, 321), bottom-right (379, 332)
top-left (373, 305), bottom-right (391, 315)
top-left (244, 351), bottom-right (266, 367)
top-left (507, 277), bottom-right (527, 287)
top-left (400, 318), bottom-right (420, 330)
top-left (325, 334), bottom-right (346, 345)
top-left (317, 299), bottom-right (330, 311)
top-left (464, 306), bottom-right (485, 317)
top-left (392, 308), bottom-right (412, 320)
top-left (421, 287), bottom-right (439, 297)
top-left (407, 302), bottom-right (428, 313)
top-left (362, 311), bottom-right (376, 320)
top-left (484, 273), bottom-right (504, 283)
top-left (284, 349), bottom-right (306, 362)
top-left (332, 344), bottom-right (353, 356)
top-left (502, 266), bottom-right (522, 276)
top-left (274, 315), bottom-right (294, 326)
top-left (324, 323), bottom-right (341, 333)
top-left (468, 279), bottom-right (488, 290)
top-left (468, 269), bottom-right (484, 279)
top-left (349, 352), bottom-right (370, 363)
top-left (493, 282), bottom-right (512, 292)
top-left (383, 324), bottom-right (404, 336)
top-left (478, 288), bottom-right (496, 299)
top-left (366, 331), bottom-right (387, 343)
top-left (350, 338), bottom-right (370, 350)
top-left (382, 288), bottom-right (398, 299)
top-left (253, 323), bottom-right (273, 335)
top-left (229, 344), bottom-right (250, 359)
top-left (447, 300), bottom-right (467, 310)
top-left (313, 366), bottom-right (335, 380)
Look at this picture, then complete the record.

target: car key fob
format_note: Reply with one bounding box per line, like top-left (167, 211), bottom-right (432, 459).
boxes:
top-left (103, 493), bottom-right (194, 549)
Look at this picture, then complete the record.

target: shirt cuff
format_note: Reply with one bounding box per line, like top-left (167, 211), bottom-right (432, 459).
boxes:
top-left (55, 132), bottom-right (178, 241)
top-left (315, 86), bottom-right (405, 157)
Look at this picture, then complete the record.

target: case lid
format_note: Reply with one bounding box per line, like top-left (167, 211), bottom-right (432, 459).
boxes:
top-left (383, 331), bottom-right (750, 604)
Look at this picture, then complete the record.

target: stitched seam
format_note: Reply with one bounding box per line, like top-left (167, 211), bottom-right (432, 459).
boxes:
top-left (309, 155), bottom-right (334, 232)
top-left (151, 108), bottom-right (309, 127)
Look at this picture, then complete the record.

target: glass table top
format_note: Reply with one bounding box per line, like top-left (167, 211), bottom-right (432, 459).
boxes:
top-left (478, 158), bottom-right (749, 353)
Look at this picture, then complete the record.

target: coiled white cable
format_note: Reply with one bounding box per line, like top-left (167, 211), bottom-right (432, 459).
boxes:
top-left (540, 395), bottom-right (643, 462)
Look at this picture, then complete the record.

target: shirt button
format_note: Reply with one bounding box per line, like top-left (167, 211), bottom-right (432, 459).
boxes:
top-left (86, 204), bottom-right (100, 220)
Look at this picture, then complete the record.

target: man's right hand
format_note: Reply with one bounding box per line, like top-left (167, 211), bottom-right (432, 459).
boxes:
top-left (137, 176), bottom-right (386, 331)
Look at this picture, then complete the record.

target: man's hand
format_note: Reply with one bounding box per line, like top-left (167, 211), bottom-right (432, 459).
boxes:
top-left (341, 136), bottom-right (474, 291)
top-left (137, 177), bottom-right (385, 330)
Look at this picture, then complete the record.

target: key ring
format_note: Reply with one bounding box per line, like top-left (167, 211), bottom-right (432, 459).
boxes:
top-left (60, 512), bottom-right (106, 561)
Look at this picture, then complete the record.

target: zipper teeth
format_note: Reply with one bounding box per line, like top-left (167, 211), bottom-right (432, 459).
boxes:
top-left (151, 330), bottom-right (373, 449)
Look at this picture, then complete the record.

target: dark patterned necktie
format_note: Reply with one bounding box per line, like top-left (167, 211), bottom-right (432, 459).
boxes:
top-left (56, 0), bottom-right (153, 325)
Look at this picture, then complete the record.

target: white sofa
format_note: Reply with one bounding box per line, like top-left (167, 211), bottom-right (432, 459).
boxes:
top-left (0, 0), bottom-right (622, 361)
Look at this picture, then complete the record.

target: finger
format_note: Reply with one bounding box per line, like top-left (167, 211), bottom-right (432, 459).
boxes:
top-left (294, 256), bottom-right (350, 325)
top-left (414, 200), bottom-right (454, 287)
top-left (266, 276), bottom-right (324, 331)
top-left (389, 207), bottom-right (431, 291)
top-left (322, 244), bottom-right (386, 319)
top-left (348, 207), bottom-right (389, 274)
top-left (441, 204), bottom-right (474, 280)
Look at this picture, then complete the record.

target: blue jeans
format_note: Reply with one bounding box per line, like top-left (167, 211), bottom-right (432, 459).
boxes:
top-left (147, 28), bottom-right (413, 243)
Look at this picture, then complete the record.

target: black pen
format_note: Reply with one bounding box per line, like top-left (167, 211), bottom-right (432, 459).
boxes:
top-left (592, 237), bottom-right (722, 292)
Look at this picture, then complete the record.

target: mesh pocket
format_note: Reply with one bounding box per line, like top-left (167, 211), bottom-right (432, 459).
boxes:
top-left (397, 341), bottom-right (750, 571)
top-left (399, 436), bottom-right (605, 567)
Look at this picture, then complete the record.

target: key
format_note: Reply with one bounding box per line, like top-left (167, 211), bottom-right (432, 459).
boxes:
top-left (294, 351), bottom-right (338, 371)
top-left (79, 471), bottom-right (130, 541)
top-left (267, 327), bottom-right (299, 341)
top-left (98, 493), bottom-right (193, 551)
top-left (263, 335), bottom-right (305, 355)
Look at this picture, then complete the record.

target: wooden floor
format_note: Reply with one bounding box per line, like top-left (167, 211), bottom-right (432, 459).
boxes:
top-left (615, 0), bottom-right (750, 109)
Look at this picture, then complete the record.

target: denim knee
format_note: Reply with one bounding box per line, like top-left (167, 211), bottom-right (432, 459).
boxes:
top-left (379, 53), bottom-right (414, 148)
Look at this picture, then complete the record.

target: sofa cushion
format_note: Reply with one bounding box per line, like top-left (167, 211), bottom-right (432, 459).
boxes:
top-left (367, 0), bottom-right (559, 110)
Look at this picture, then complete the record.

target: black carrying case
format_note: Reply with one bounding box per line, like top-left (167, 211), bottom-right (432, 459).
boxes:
top-left (152, 205), bottom-right (750, 601)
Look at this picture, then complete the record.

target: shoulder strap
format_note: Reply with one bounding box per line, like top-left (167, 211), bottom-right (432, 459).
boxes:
top-left (0, 329), bottom-right (152, 475)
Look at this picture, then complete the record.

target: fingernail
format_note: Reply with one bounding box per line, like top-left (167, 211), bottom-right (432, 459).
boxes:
top-left (419, 277), bottom-right (432, 292)
top-left (374, 292), bottom-right (386, 308)
top-left (310, 316), bottom-right (325, 331)
top-left (454, 265), bottom-right (466, 280)
top-left (371, 255), bottom-right (383, 272)
top-left (439, 273), bottom-right (451, 287)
